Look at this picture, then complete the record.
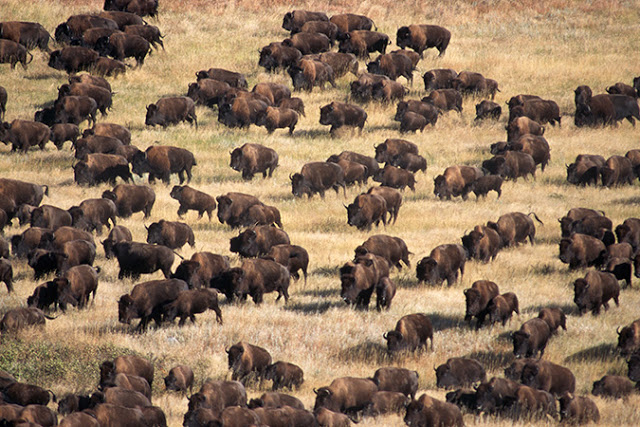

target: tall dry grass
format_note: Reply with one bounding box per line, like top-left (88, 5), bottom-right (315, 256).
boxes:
top-left (1, 0), bottom-right (640, 425)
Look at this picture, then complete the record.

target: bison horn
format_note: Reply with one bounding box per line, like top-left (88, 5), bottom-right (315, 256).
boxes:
top-left (313, 388), bottom-right (319, 395)
top-left (617, 326), bottom-right (621, 335)
top-left (433, 365), bottom-right (437, 372)
top-left (343, 203), bottom-right (348, 209)
top-left (289, 173), bottom-right (294, 181)
top-left (382, 332), bottom-right (388, 339)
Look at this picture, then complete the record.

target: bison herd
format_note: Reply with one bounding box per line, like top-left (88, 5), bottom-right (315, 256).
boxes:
top-left (2, 1), bottom-right (640, 427)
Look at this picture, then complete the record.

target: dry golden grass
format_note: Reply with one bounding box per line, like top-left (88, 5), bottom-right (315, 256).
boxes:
top-left (2, 0), bottom-right (640, 426)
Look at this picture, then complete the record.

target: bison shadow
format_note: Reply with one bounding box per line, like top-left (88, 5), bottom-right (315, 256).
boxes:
top-left (290, 129), bottom-right (331, 139)
top-left (465, 350), bottom-right (514, 372)
top-left (525, 302), bottom-right (578, 316)
top-left (283, 300), bottom-right (343, 315)
top-left (299, 288), bottom-right (336, 298)
top-left (430, 313), bottom-right (464, 332)
top-left (528, 262), bottom-right (564, 275)
top-left (564, 343), bottom-right (618, 364)
top-left (26, 72), bottom-right (63, 81)
top-left (612, 196), bottom-right (640, 205)
top-left (337, 340), bottom-right (390, 364)
top-left (311, 266), bottom-right (339, 278)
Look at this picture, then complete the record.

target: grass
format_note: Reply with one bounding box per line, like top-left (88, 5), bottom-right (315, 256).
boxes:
top-left (2, 0), bottom-right (640, 425)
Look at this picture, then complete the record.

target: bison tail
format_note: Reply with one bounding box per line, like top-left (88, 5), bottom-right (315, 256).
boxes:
top-left (172, 250), bottom-right (185, 260)
top-left (528, 212), bottom-right (544, 225)
top-left (42, 184), bottom-right (49, 196)
top-left (48, 390), bottom-right (57, 402)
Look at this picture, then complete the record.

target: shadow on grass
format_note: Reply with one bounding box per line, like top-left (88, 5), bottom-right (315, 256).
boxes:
top-left (612, 196), bottom-right (640, 205)
top-left (336, 340), bottom-right (391, 364)
top-left (25, 72), bottom-right (62, 82)
top-left (564, 342), bottom-right (618, 364)
top-left (312, 266), bottom-right (339, 278)
top-left (430, 313), bottom-right (464, 332)
top-left (465, 350), bottom-right (514, 372)
top-left (299, 288), bottom-right (336, 298)
top-left (283, 300), bottom-right (343, 315)
top-left (525, 302), bottom-right (578, 316)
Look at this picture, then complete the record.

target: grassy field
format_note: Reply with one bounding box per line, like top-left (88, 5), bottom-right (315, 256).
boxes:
top-left (2, 0), bottom-right (640, 425)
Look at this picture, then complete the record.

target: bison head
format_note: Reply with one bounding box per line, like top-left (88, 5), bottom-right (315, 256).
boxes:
top-left (395, 26), bottom-right (411, 48)
top-left (481, 156), bottom-right (506, 177)
top-left (416, 257), bottom-right (438, 284)
top-left (383, 330), bottom-right (405, 352)
top-left (489, 141), bottom-right (508, 155)
top-left (319, 103), bottom-right (335, 126)
top-left (345, 201), bottom-right (367, 230)
top-left (215, 195), bottom-right (233, 224)
top-left (72, 161), bottom-right (93, 185)
top-left (290, 173), bottom-right (309, 198)
top-left (195, 70), bottom-right (210, 81)
top-left (461, 230), bottom-right (483, 259)
top-left (229, 229), bottom-right (259, 258)
top-left (313, 387), bottom-right (337, 412)
top-left (169, 185), bottom-right (184, 200)
top-left (54, 24), bottom-right (72, 44)
top-left (229, 148), bottom-right (244, 172)
top-left (574, 85), bottom-right (592, 106)
top-left (28, 249), bottom-right (64, 280)
top-left (210, 268), bottom-right (244, 302)
top-left (281, 12), bottom-right (294, 31)
top-left (287, 65), bottom-right (306, 91)
top-left (145, 221), bottom-right (164, 245)
top-left (519, 362), bottom-right (540, 388)
top-left (131, 150), bottom-right (151, 177)
top-left (572, 279), bottom-right (590, 314)
top-left (226, 343), bottom-right (244, 369)
top-left (117, 294), bottom-right (136, 324)
top-left (171, 260), bottom-right (201, 288)
top-left (474, 381), bottom-right (499, 413)
top-left (433, 175), bottom-right (451, 200)
top-left (557, 392), bottom-right (575, 420)
top-left (145, 104), bottom-right (161, 127)
top-left (591, 378), bottom-right (607, 397)
top-left (558, 238), bottom-right (573, 265)
top-left (463, 288), bottom-right (484, 319)
top-left (34, 106), bottom-right (57, 127)
top-left (504, 359), bottom-right (528, 381)
top-left (435, 363), bottom-right (460, 389)
top-left (374, 143), bottom-right (389, 163)
top-left (618, 324), bottom-right (640, 356)
top-left (258, 47), bottom-right (278, 71)
top-left (57, 84), bottom-right (72, 100)
top-left (366, 58), bottom-right (382, 75)
top-left (512, 330), bottom-right (531, 358)
top-left (67, 206), bottom-right (92, 232)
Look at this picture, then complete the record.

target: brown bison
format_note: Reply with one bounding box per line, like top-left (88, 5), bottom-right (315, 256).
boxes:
top-left (372, 164), bottom-right (416, 191)
top-left (355, 234), bottom-right (411, 270)
top-left (118, 278), bottom-right (188, 331)
top-left (229, 143), bottom-right (278, 180)
top-left (573, 270), bottom-right (620, 315)
top-left (394, 99), bottom-right (439, 126)
top-left (566, 153), bottom-right (606, 186)
top-left (367, 186), bottom-right (402, 224)
top-left (372, 367), bottom-right (419, 398)
top-left (374, 138), bottom-right (418, 163)
top-left (100, 355), bottom-right (154, 389)
top-left (171, 252), bottom-right (229, 290)
top-left (216, 192), bottom-right (264, 228)
top-left (558, 392), bottom-right (600, 424)
top-left (367, 52), bottom-right (414, 84)
top-left (164, 365), bottom-right (194, 392)
top-left (195, 67), bottom-right (247, 88)
top-left (227, 341), bottom-right (272, 383)
top-left (50, 123), bottom-right (79, 149)
top-left (538, 307), bottom-right (567, 334)
top-left (384, 313), bottom-right (433, 352)
top-left (483, 151), bottom-right (536, 181)
top-left (487, 211), bottom-right (542, 247)
top-left (435, 358), bottom-right (486, 389)
top-left (506, 116), bottom-right (545, 141)
top-left (187, 78), bottom-right (232, 107)
top-left (416, 244), bottom-right (466, 286)
top-left (291, 161), bottom-right (346, 198)
top-left (256, 106), bottom-right (299, 134)
top-left (591, 375), bottom-right (633, 399)
top-left (282, 10), bottom-right (329, 33)
top-left (58, 82), bottom-right (112, 117)
top-left (475, 100), bottom-right (502, 120)
top-left (73, 153), bottom-right (131, 186)
top-left (164, 288), bottom-right (222, 326)
top-left (111, 241), bottom-right (175, 280)
top-left (433, 165), bottom-right (484, 200)
top-left (396, 24), bottom-right (451, 57)
top-left (132, 145), bottom-right (197, 185)
top-left (146, 219), bottom-right (195, 250)
top-left (310, 51), bottom-right (358, 77)
top-left (463, 280), bottom-right (499, 328)
top-left (509, 98), bottom-right (561, 126)
top-left (338, 30), bottom-right (389, 59)
top-left (94, 32), bottom-right (149, 66)
top-left (330, 13), bottom-right (375, 34)
top-left (617, 318), bottom-right (640, 356)
top-left (124, 24), bottom-right (164, 50)
top-left (266, 244), bottom-right (309, 284)
top-left (512, 318), bottom-right (552, 358)
top-left (283, 32), bottom-right (331, 55)
top-left (0, 119), bottom-right (50, 152)
top-left (230, 225), bottom-right (290, 258)
top-left (319, 101), bottom-right (367, 134)
top-left (0, 21), bottom-right (51, 52)
top-left (461, 225), bottom-right (501, 263)
top-left (520, 359), bottom-right (575, 396)
top-left (258, 41), bottom-right (302, 72)
top-left (55, 95), bottom-right (98, 126)
top-left (559, 233), bottom-right (606, 269)
top-left (423, 68), bottom-right (458, 90)
top-left (170, 185), bottom-right (216, 221)
top-left (288, 58), bottom-right (335, 92)
top-left (346, 193), bottom-right (387, 231)
top-left (422, 89), bottom-right (463, 113)
top-left (145, 96), bottom-right (197, 128)
top-left (102, 183), bottom-right (155, 218)
top-left (601, 155), bottom-right (634, 187)
top-left (0, 307), bottom-right (53, 333)
top-left (314, 377), bottom-right (378, 413)
top-left (264, 361), bottom-right (304, 391)
top-left (404, 394), bottom-right (464, 427)
top-left (101, 225), bottom-right (132, 259)
top-left (48, 46), bottom-right (98, 74)
top-left (339, 261), bottom-right (378, 308)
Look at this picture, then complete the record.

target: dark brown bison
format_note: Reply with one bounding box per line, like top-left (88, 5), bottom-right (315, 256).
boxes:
top-left (422, 89), bottom-right (463, 113)
top-left (416, 244), bottom-right (466, 286)
top-left (349, 71), bottom-right (390, 100)
top-left (0, 259), bottom-right (13, 293)
top-left (558, 392), bottom-right (600, 424)
top-left (463, 280), bottom-right (499, 328)
top-left (558, 233), bottom-right (606, 269)
top-left (487, 211), bottom-right (542, 247)
top-left (55, 95), bottom-right (98, 126)
top-left (475, 100), bottom-right (502, 120)
top-left (367, 52), bottom-right (414, 85)
top-left (118, 278), bottom-right (188, 331)
top-left (423, 68), bottom-right (458, 90)
top-left (363, 391), bottom-right (410, 417)
top-left (616, 217), bottom-right (640, 250)
top-left (92, 56), bottom-right (127, 76)
top-left (451, 71), bottom-right (490, 97)
top-left (311, 51), bottom-right (358, 77)
top-left (0, 119), bottom-right (50, 152)
top-left (339, 260), bottom-right (378, 308)
top-left (111, 241), bottom-right (175, 280)
top-left (512, 318), bottom-right (552, 358)
top-left (95, 32), bottom-right (149, 66)
top-left (461, 225), bottom-right (501, 262)
top-left (0, 307), bottom-right (53, 333)
top-left (0, 21), bottom-right (51, 52)
top-left (355, 234), bottom-right (410, 270)
top-left (483, 151), bottom-right (536, 181)
top-left (218, 96), bottom-right (269, 128)
top-left (266, 244), bottom-right (309, 284)
top-left (314, 377), bottom-right (378, 414)
top-left (338, 30), bottom-right (389, 59)
top-left (230, 225), bottom-right (290, 258)
top-left (606, 82), bottom-right (637, 98)
top-left (394, 99), bottom-right (439, 126)
top-left (288, 58), bottom-right (335, 92)
top-left (566, 154), bottom-right (606, 186)
top-left (146, 220), bottom-right (195, 250)
top-left (216, 192), bottom-right (263, 228)
top-left (373, 164), bottom-right (416, 191)
top-left (314, 407), bottom-right (351, 427)
top-left (278, 96), bottom-right (306, 117)
top-left (27, 239), bottom-right (96, 279)
top-left (196, 67), bottom-right (248, 89)
top-left (330, 13), bottom-right (375, 34)
top-left (0, 38), bottom-right (32, 69)
top-left (371, 79), bottom-right (406, 103)
top-left (74, 134), bottom-right (123, 159)
top-left (375, 277), bottom-right (396, 311)
top-left (367, 186), bottom-right (402, 224)
top-left (291, 161), bottom-right (346, 198)
top-left (433, 165), bottom-right (483, 200)
top-left (492, 135), bottom-right (551, 171)
top-left (68, 198), bottom-right (117, 236)
top-left (187, 78), bottom-right (232, 107)
top-left (319, 101), bottom-right (367, 134)
top-left (73, 153), bottom-right (131, 186)
top-left (573, 270), bottom-right (620, 315)
top-left (58, 82), bottom-right (112, 117)
top-left (506, 116), bottom-right (545, 141)
top-left (435, 358), bottom-right (486, 389)
top-left (229, 143), bottom-right (278, 180)
top-left (170, 185), bottom-right (216, 221)
top-left (404, 393), bottom-right (464, 427)
top-left (327, 150), bottom-right (379, 179)
top-left (627, 352), bottom-right (640, 381)
top-left (102, 183), bottom-right (155, 218)
top-left (591, 375), bottom-right (633, 399)
top-left (99, 355), bottom-right (154, 390)
top-left (171, 252), bottom-right (229, 290)
top-left (258, 42), bottom-right (302, 72)
top-left (48, 46), bottom-right (98, 74)
top-left (1, 382), bottom-right (55, 406)
top-left (396, 24), bottom-right (451, 57)
top-left (101, 225), bottom-right (132, 259)
top-left (470, 175), bottom-right (503, 200)
top-left (520, 359), bottom-right (575, 396)
top-left (11, 227), bottom-right (54, 259)
top-left (282, 10), bottom-right (329, 33)
top-left (264, 361), bottom-right (304, 391)
top-left (226, 341), bottom-right (272, 383)
top-left (475, 377), bottom-right (521, 414)
top-left (374, 138), bottom-right (418, 163)
top-left (334, 159), bottom-right (368, 186)
top-left (601, 155), bottom-right (634, 187)
top-left (372, 367), bottom-right (419, 398)
top-left (164, 365), bottom-right (194, 392)
top-left (384, 313), bottom-right (433, 352)
top-left (218, 258), bottom-right (290, 304)
top-left (145, 97), bottom-right (197, 128)
top-left (50, 123), bottom-right (80, 149)
top-left (283, 32), bottom-right (331, 55)
top-left (538, 307), bottom-right (567, 334)
top-left (509, 98), bottom-right (561, 126)
top-left (164, 288), bottom-right (222, 326)
top-left (400, 111), bottom-right (427, 133)
top-left (86, 122), bottom-right (131, 144)
top-left (256, 106), bottom-right (299, 134)
top-left (124, 24), bottom-right (164, 50)
top-left (617, 318), bottom-right (640, 356)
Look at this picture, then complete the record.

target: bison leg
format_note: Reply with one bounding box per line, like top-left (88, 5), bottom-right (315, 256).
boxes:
top-left (177, 170), bottom-right (185, 184)
top-left (212, 306), bottom-right (223, 324)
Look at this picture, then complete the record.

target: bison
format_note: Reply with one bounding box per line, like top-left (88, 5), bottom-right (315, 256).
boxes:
top-left (512, 318), bottom-right (552, 359)
top-left (416, 244), bottom-right (466, 286)
top-left (559, 233), bottom-right (606, 269)
top-left (573, 270), bottom-right (620, 315)
top-left (384, 313), bottom-right (433, 352)
top-left (226, 342), bottom-right (272, 384)
top-left (264, 361), bottom-right (304, 391)
top-left (145, 97), bottom-right (197, 128)
top-left (463, 280), bottom-right (500, 328)
top-left (433, 165), bottom-right (483, 200)
top-left (229, 143), bottom-right (278, 180)
top-left (111, 241), bottom-right (175, 280)
top-left (102, 183), bottom-right (155, 218)
top-left (319, 101), bottom-right (367, 135)
top-left (435, 358), bottom-right (486, 389)
top-left (396, 24), bottom-right (451, 57)
top-left (170, 185), bottom-right (216, 221)
top-left (314, 377), bottom-right (378, 414)
top-left (146, 220), bottom-right (195, 250)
